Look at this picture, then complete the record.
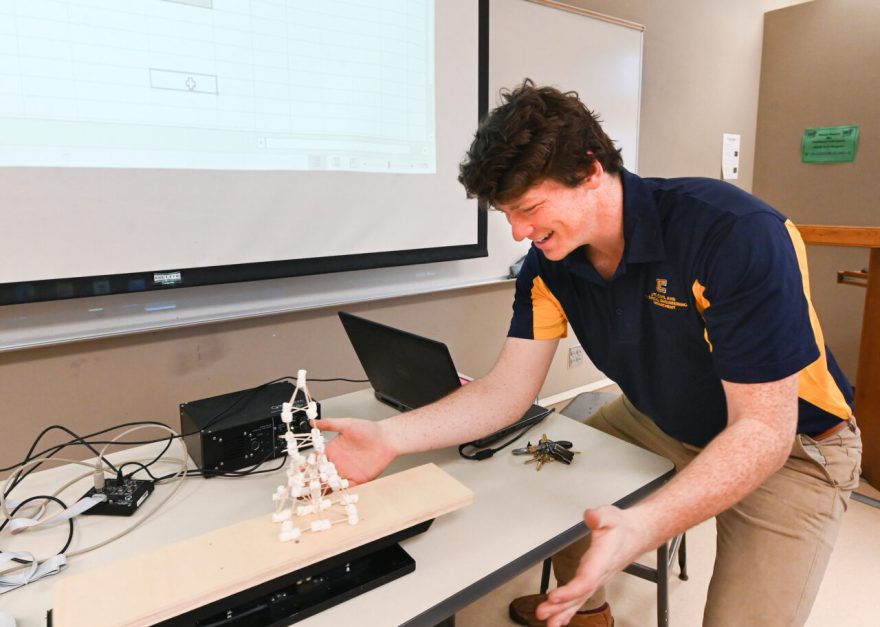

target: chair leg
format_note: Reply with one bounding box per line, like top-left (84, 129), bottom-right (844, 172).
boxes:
top-left (540, 557), bottom-right (552, 595)
top-left (656, 542), bottom-right (669, 627)
top-left (678, 532), bottom-right (688, 581)
top-left (545, 533), bottom-right (686, 626)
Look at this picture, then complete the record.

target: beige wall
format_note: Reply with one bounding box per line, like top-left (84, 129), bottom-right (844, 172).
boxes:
top-left (566, 0), bottom-right (811, 190)
top-left (0, 0), bottom-right (807, 470)
top-left (753, 0), bottom-right (879, 379)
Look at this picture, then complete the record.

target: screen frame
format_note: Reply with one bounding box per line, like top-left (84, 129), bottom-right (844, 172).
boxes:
top-left (0, 0), bottom-right (489, 307)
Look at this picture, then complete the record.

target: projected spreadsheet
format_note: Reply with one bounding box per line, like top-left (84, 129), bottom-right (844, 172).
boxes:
top-left (0, 0), bottom-right (436, 172)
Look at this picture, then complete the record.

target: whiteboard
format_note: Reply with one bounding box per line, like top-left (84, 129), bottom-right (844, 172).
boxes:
top-left (0, 0), bottom-right (643, 351)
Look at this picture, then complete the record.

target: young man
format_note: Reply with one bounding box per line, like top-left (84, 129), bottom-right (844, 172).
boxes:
top-left (320, 81), bottom-right (861, 627)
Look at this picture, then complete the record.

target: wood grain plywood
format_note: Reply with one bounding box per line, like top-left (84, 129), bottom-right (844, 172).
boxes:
top-left (52, 463), bottom-right (473, 627)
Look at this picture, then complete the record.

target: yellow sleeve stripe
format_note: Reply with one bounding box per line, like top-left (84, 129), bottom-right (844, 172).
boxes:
top-left (785, 219), bottom-right (852, 419)
top-left (691, 280), bottom-right (713, 351)
top-left (531, 276), bottom-right (569, 340)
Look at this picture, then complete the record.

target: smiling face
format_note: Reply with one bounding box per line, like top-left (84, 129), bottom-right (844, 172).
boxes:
top-left (496, 176), bottom-right (604, 262)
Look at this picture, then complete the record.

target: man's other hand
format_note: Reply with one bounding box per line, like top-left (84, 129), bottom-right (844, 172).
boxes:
top-left (537, 505), bottom-right (648, 626)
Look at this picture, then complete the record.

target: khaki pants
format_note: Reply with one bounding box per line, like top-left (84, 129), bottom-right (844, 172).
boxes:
top-left (552, 396), bottom-right (862, 627)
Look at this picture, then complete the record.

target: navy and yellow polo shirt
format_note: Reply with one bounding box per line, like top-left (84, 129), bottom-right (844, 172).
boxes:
top-left (508, 169), bottom-right (854, 447)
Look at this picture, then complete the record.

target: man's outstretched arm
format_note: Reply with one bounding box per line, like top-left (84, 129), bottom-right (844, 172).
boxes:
top-left (321, 336), bottom-right (559, 484)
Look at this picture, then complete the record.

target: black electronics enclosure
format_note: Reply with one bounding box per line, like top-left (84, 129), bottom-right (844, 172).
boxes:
top-left (180, 381), bottom-right (319, 475)
top-left (152, 521), bottom-right (433, 627)
top-left (81, 478), bottom-right (154, 516)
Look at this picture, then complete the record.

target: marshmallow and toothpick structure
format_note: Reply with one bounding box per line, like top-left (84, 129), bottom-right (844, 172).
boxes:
top-left (271, 370), bottom-right (359, 542)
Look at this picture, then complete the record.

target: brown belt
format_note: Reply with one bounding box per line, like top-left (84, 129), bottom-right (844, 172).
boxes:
top-left (810, 420), bottom-right (850, 441)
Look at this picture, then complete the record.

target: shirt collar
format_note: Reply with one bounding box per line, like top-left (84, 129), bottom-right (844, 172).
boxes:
top-left (620, 168), bottom-right (666, 264)
top-left (561, 168), bottom-right (666, 280)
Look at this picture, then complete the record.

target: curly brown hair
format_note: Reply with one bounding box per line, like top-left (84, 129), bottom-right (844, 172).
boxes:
top-left (458, 79), bottom-right (623, 207)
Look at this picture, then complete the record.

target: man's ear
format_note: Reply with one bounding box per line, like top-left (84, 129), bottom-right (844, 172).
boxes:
top-left (581, 158), bottom-right (604, 189)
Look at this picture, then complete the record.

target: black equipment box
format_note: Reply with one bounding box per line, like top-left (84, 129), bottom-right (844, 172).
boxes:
top-left (81, 478), bottom-right (154, 516)
top-left (152, 521), bottom-right (432, 627)
top-left (180, 381), bottom-right (319, 475)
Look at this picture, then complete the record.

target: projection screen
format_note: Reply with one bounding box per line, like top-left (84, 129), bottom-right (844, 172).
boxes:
top-left (0, 0), bottom-right (486, 305)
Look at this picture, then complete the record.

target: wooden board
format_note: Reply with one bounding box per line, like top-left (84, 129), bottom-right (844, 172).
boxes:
top-left (52, 463), bottom-right (473, 627)
top-left (796, 224), bottom-right (880, 487)
top-left (797, 224), bottom-right (880, 248)
top-left (856, 248), bottom-right (880, 486)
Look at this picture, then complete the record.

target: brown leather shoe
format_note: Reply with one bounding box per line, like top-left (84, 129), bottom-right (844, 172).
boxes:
top-left (509, 594), bottom-right (613, 627)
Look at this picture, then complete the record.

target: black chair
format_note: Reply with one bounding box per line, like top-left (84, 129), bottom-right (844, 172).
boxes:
top-left (538, 532), bottom-right (688, 627)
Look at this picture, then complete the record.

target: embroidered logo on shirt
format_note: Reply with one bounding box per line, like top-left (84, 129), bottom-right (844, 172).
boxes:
top-left (646, 278), bottom-right (688, 310)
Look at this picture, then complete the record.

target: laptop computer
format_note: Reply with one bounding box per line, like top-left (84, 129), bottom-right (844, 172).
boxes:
top-left (338, 312), bottom-right (549, 442)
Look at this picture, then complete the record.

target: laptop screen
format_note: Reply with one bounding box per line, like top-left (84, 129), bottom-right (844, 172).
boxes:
top-left (338, 311), bottom-right (462, 411)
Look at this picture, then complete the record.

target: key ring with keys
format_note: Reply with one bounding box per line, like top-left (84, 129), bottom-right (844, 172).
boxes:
top-left (512, 434), bottom-right (579, 469)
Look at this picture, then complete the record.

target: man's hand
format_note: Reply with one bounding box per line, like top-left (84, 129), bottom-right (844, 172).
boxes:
top-left (319, 417), bottom-right (397, 485)
top-left (537, 506), bottom-right (648, 627)
top-left (535, 375), bottom-right (799, 626)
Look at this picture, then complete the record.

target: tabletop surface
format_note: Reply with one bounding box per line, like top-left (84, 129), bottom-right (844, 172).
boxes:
top-left (0, 389), bottom-right (673, 627)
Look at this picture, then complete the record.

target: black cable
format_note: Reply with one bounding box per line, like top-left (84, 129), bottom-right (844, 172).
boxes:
top-left (6, 374), bottom-right (358, 496)
top-left (7, 383), bottom-right (278, 479)
top-left (0, 375), bottom-right (332, 572)
top-left (149, 456), bottom-right (287, 482)
top-left (5, 422), bottom-right (181, 502)
top-left (92, 443), bottom-right (286, 484)
top-left (177, 448), bottom-right (288, 480)
top-left (116, 461), bottom-right (162, 482)
top-left (3, 422), bottom-right (178, 499)
top-left (458, 408), bottom-right (554, 461)
top-left (194, 378), bottom-right (284, 433)
top-left (2, 421), bottom-right (176, 474)
top-left (165, 373), bottom-right (364, 440)
top-left (0, 494), bottom-right (74, 564)
top-left (197, 459), bottom-right (288, 479)
top-left (115, 433), bottom-right (176, 481)
top-left (9, 424), bottom-right (122, 475)
top-left (458, 423), bottom-right (538, 460)
top-left (6, 375), bottom-right (363, 477)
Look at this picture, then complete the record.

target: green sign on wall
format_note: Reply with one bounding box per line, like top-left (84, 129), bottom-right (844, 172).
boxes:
top-left (802, 125), bottom-right (859, 163)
